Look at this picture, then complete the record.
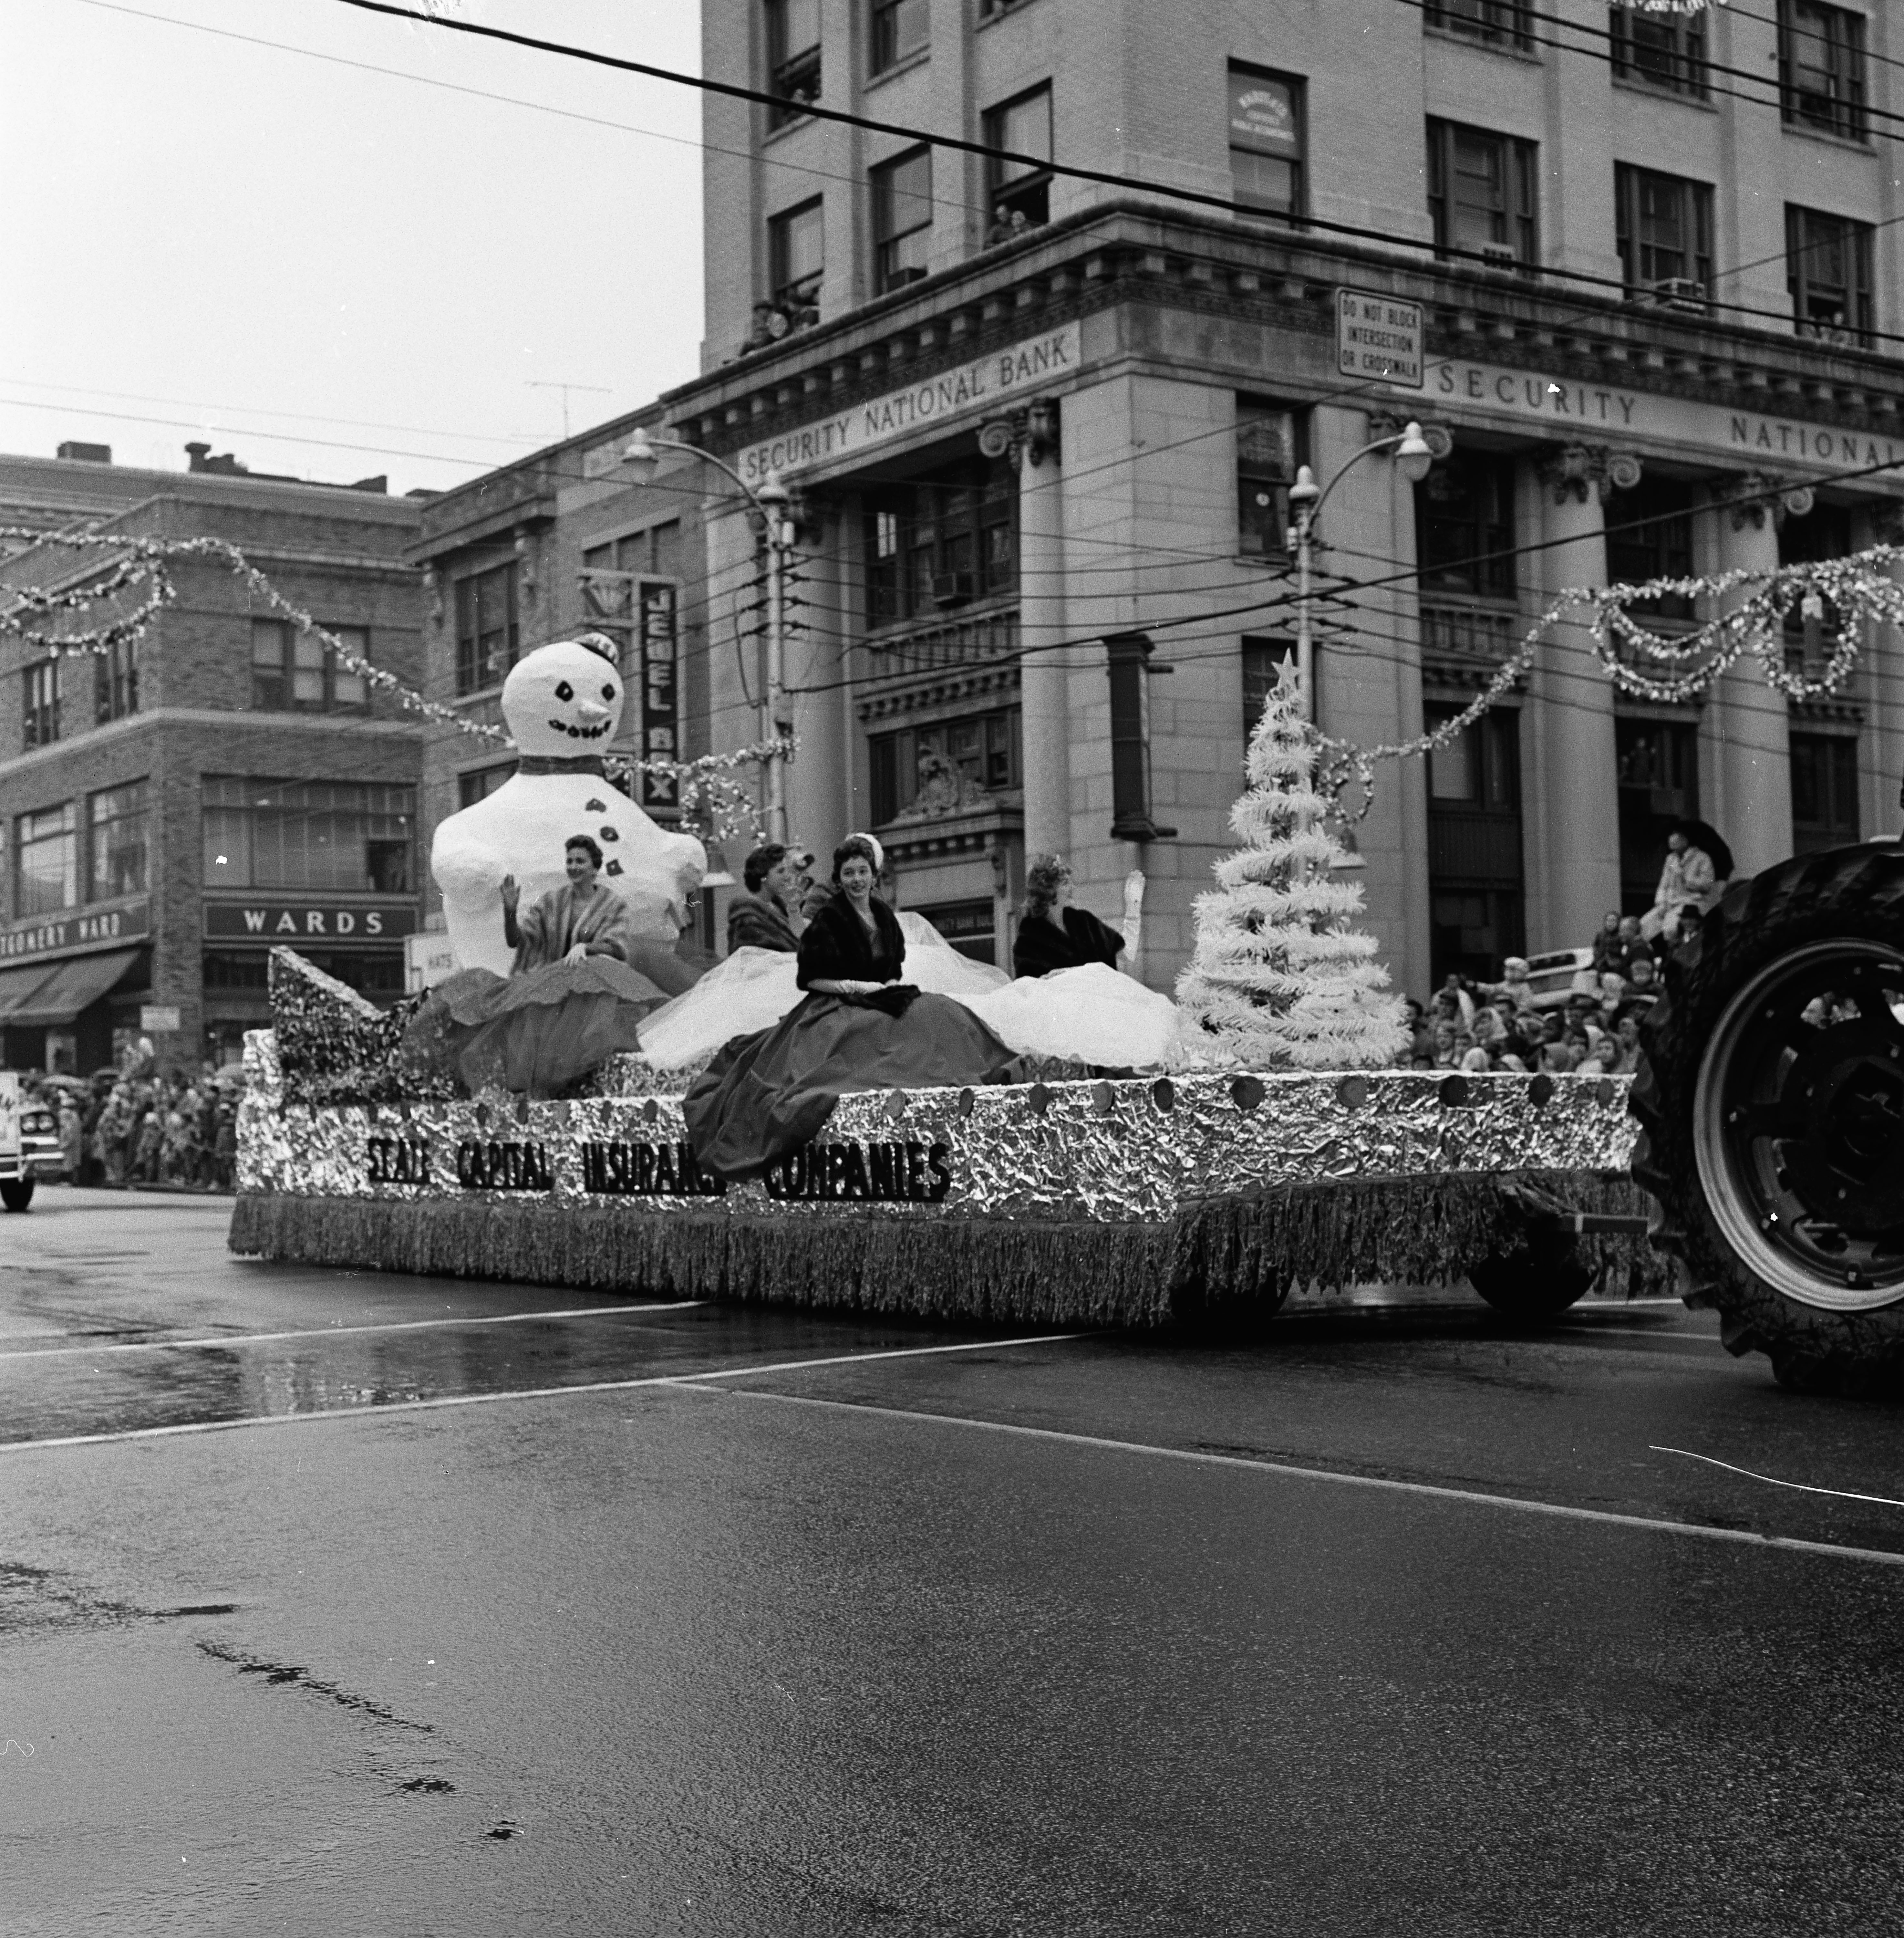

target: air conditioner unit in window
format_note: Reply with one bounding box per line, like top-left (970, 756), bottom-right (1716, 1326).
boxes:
top-left (1647, 276), bottom-right (1706, 311)
top-left (1479, 242), bottom-right (1518, 266)
top-left (930, 570), bottom-right (975, 607)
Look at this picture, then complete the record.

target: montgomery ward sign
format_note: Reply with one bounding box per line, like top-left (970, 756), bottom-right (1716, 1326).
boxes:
top-left (1426, 356), bottom-right (1904, 481)
top-left (203, 901), bottom-right (417, 943)
top-left (732, 321), bottom-right (1082, 486)
top-left (0, 899), bottom-right (149, 966)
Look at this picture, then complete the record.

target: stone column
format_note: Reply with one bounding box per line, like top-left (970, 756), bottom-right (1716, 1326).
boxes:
top-left (1527, 445), bottom-right (1625, 948)
top-left (1703, 476), bottom-right (1791, 878)
top-left (1005, 403), bottom-right (1071, 860)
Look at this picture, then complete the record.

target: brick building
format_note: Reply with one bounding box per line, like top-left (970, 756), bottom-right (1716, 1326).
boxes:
top-left (661, 0), bottom-right (1904, 990)
top-left (410, 413), bottom-right (714, 944)
top-left (0, 446), bottom-right (426, 1074)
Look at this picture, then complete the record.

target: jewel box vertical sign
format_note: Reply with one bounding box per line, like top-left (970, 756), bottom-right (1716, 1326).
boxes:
top-left (639, 581), bottom-right (678, 812)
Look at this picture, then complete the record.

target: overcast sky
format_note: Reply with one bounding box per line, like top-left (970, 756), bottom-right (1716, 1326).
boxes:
top-left (1, 0), bottom-right (706, 495)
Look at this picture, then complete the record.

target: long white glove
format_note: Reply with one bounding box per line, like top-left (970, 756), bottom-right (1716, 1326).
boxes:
top-left (1121, 870), bottom-right (1145, 971)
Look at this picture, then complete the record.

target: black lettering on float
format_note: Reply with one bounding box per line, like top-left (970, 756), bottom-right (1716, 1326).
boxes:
top-left (868, 1143), bottom-right (897, 1198)
top-left (904, 1141), bottom-right (927, 1201)
top-left (927, 1144), bottom-right (952, 1202)
top-left (654, 1143), bottom-right (678, 1194)
top-left (842, 1144), bottom-right (869, 1200)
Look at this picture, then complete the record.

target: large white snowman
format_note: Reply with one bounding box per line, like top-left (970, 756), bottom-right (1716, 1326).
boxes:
top-left (431, 634), bottom-right (707, 976)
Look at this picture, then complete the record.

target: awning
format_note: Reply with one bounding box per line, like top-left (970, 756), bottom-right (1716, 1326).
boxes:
top-left (0, 961), bottom-right (63, 1023)
top-left (7, 948), bottom-right (143, 1028)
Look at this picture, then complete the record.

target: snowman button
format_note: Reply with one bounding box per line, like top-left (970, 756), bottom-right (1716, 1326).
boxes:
top-left (584, 797), bottom-right (607, 813)
top-left (605, 858), bottom-right (624, 876)
top-left (599, 826), bottom-right (619, 842)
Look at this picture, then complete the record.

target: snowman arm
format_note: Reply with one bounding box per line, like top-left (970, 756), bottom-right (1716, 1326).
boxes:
top-left (431, 820), bottom-right (509, 901)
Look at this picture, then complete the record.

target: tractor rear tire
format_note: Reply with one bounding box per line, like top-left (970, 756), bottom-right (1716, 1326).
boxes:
top-left (1631, 843), bottom-right (1904, 1395)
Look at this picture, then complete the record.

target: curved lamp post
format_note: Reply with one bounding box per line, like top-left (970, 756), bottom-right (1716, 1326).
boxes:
top-left (1286, 420), bottom-right (1437, 720)
top-left (620, 425), bottom-right (794, 843)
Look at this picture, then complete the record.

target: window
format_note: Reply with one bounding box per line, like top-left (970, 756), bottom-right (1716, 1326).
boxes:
top-left (1426, 121), bottom-right (1537, 266)
top-left (1616, 719), bottom-right (1698, 913)
top-left (1780, 501), bottom-right (1853, 671)
top-left (1779, 2), bottom-right (1868, 142)
top-left (1236, 400), bottom-right (1302, 559)
top-left (984, 85), bottom-right (1053, 234)
top-left (869, 0), bottom-right (927, 75)
top-left (14, 802), bottom-right (77, 918)
top-left (869, 708), bottom-right (1022, 824)
top-left (1416, 451), bottom-right (1517, 598)
top-left (1614, 164), bottom-right (1713, 303)
top-left (1787, 206), bottom-right (1874, 346)
top-left (978, 0), bottom-right (1030, 15)
top-left (768, 197), bottom-right (824, 316)
top-left (865, 456), bottom-right (1017, 626)
top-left (202, 777), bottom-right (416, 894)
top-left (764, 0), bottom-right (821, 128)
top-left (1791, 734), bottom-right (1860, 853)
top-left (1422, 1), bottom-right (1530, 51)
top-left (22, 661), bottom-right (59, 751)
top-left (1426, 705), bottom-right (1524, 985)
top-left (454, 563), bottom-right (518, 696)
top-left (1605, 477), bottom-right (1696, 620)
top-left (94, 638), bottom-right (138, 726)
top-left (1228, 68), bottom-right (1304, 217)
top-left (1241, 636), bottom-right (1295, 742)
top-left (1609, 5), bottom-right (1708, 96)
top-left (872, 146), bottom-right (933, 293)
top-left (251, 620), bottom-right (370, 713)
top-left (458, 765), bottom-right (514, 809)
top-left (88, 780), bottom-right (149, 902)
top-left (1107, 632), bottom-right (1172, 842)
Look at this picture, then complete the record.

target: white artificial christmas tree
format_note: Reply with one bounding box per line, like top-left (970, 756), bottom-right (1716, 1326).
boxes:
top-left (1176, 658), bottom-right (1409, 1068)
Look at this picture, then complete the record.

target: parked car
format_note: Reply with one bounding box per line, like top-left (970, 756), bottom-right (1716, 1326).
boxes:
top-left (1522, 947), bottom-right (1596, 1011)
top-left (0, 1077), bottom-right (63, 1212)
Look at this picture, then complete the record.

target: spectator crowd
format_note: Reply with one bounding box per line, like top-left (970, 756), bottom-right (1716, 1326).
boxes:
top-left (16, 1061), bottom-right (240, 1193)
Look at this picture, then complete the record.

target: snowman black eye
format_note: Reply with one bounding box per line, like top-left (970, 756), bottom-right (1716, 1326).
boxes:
top-left (602, 684), bottom-right (616, 702)
top-left (554, 681), bottom-right (573, 702)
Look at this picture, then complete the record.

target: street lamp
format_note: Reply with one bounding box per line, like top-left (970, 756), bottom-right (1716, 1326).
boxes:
top-left (620, 425), bottom-right (796, 843)
top-left (1286, 420), bottom-right (1438, 719)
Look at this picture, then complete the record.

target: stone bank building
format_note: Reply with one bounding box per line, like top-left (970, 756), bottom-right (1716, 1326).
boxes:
top-left (0, 447), bottom-right (425, 1073)
top-left (626, 0), bottom-right (1904, 993)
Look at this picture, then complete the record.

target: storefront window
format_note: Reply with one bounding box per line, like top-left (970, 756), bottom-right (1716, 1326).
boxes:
top-left (14, 802), bottom-right (77, 918)
top-left (88, 780), bottom-right (149, 902)
top-left (202, 777), bottom-right (415, 894)
top-left (864, 456), bottom-right (1017, 626)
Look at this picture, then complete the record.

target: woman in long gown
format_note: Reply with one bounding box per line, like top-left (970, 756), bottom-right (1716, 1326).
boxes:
top-left (421, 835), bottom-right (674, 1095)
top-left (683, 835), bottom-right (1018, 1180)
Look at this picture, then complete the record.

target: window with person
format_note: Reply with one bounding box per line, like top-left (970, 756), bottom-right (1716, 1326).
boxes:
top-left (872, 145), bottom-right (933, 293)
top-left (1778, 499), bottom-right (1854, 673)
top-left (767, 197), bottom-right (824, 323)
top-left (1421, 1), bottom-right (1531, 52)
top-left (1609, 5), bottom-right (1708, 96)
top-left (1778, 1), bottom-right (1868, 142)
top-left (202, 777), bottom-right (416, 895)
top-left (764, 0), bottom-right (821, 128)
top-left (1426, 121), bottom-right (1536, 267)
top-left (94, 637), bottom-right (138, 726)
top-left (1236, 399), bottom-right (1303, 559)
top-left (864, 454), bottom-right (1017, 626)
top-left (869, 709), bottom-right (1021, 825)
top-left (1228, 67), bottom-right (1304, 218)
top-left (1786, 206), bottom-right (1874, 346)
top-left (88, 780), bottom-right (149, 902)
top-left (1604, 476), bottom-right (1697, 621)
top-left (869, 0), bottom-right (927, 76)
top-left (14, 802), bottom-right (77, 918)
top-left (1614, 164), bottom-right (1714, 303)
top-left (1416, 449), bottom-right (1517, 599)
top-left (984, 84), bottom-right (1053, 235)
top-left (251, 619), bottom-right (369, 713)
top-left (21, 660), bottom-right (59, 751)
top-left (454, 562), bottom-right (518, 696)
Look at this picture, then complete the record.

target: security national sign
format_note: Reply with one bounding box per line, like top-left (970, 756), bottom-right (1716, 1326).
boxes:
top-left (1337, 290), bottom-right (1425, 390)
top-left (203, 901), bottom-right (417, 943)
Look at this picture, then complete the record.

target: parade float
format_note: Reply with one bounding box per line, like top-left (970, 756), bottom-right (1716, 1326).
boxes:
top-left (228, 650), bottom-right (1660, 1327)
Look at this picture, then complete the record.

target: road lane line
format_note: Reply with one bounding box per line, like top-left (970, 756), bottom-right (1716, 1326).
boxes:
top-left (706, 1388), bottom-right (1904, 1570)
top-left (0, 1332), bottom-right (1087, 1452)
top-left (0, 1300), bottom-right (709, 1361)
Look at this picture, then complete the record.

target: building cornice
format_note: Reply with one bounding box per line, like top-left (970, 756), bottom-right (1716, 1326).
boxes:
top-left (0, 708), bottom-right (426, 784)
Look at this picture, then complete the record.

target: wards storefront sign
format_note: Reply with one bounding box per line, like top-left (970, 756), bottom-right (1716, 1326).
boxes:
top-left (204, 901), bottom-right (417, 944)
top-left (1428, 356), bottom-right (1904, 476)
top-left (0, 901), bottom-right (150, 966)
top-left (731, 321), bottom-right (1082, 487)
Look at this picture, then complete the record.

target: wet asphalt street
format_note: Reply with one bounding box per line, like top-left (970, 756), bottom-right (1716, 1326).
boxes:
top-left (4, 1189), bottom-right (1904, 1935)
